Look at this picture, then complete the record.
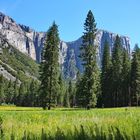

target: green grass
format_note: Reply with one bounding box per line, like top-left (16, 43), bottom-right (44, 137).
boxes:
top-left (0, 106), bottom-right (140, 139)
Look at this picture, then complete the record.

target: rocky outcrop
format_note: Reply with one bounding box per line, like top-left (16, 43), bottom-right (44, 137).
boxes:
top-left (0, 12), bottom-right (131, 79)
top-left (0, 63), bottom-right (16, 82)
top-left (0, 12), bottom-right (43, 60)
top-left (61, 31), bottom-right (130, 78)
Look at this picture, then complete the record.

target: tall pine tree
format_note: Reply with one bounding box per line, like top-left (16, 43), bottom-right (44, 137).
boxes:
top-left (111, 35), bottom-right (123, 107)
top-left (101, 40), bottom-right (112, 107)
top-left (39, 22), bottom-right (60, 110)
top-left (78, 10), bottom-right (100, 109)
top-left (131, 44), bottom-right (140, 106)
top-left (121, 48), bottom-right (131, 106)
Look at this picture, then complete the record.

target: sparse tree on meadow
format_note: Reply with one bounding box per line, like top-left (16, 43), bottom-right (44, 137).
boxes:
top-left (78, 10), bottom-right (100, 109)
top-left (39, 22), bottom-right (60, 110)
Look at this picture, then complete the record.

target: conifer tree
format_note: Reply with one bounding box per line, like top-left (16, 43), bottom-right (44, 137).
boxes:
top-left (101, 40), bottom-right (111, 107)
top-left (5, 80), bottom-right (15, 104)
top-left (39, 22), bottom-right (60, 110)
top-left (131, 44), bottom-right (140, 106)
top-left (57, 74), bottom-right (65, 106)
top-left (68, 80), bottom-right (74, 107)
top-left (17, 82), bottom-right (26, 106)
top-left (75, 71), bottom-right (83, 106)
top-left (111, 35), bottom-right (123, 107)
top-left (28, 80), bottom-right (38, 106)
top-left (78, 10), bottom-right (100, 109)
top-left (0, 75), bottom-right (5, 104)
top-left (121, 48), bottom-right (131, 106)
top-left (13, 78), bottom-right (18, 104)
top-left (63, 88), bottom-right (70, 107)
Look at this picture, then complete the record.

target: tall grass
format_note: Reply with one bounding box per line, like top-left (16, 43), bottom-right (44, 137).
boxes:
top-left (0, 107), bottom-right (140, 139)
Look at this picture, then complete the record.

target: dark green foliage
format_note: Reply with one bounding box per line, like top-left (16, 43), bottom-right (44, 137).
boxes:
top-left (5, 80), bottom-right (15, 104)
top-left (63, 88), bottom-right (70, 107)
top-left (121, 48), bottom-right (131, 106)
top-left (57, 74), bottom-right (66, 107)
top-left (75, 71), bottom-right (81, 106)
top-left (111, 35), bottom-right (123, 107)
top-left (77, 10), bottom-right (100, 108)
top-left (101, 40), bottom-right (112, 107)
top-left (25, 80), bottom-right (39, 107)
top-left (16, 82), bottom-right (27, 106)
top-left (12, 78), bottom-right (19, 104)
top-left (39, 22), bottom-right (60, 110)
top-left (68, 80), bottom-right (75, 107)
top-left (0, 75), bottom-right (5, 104)
top-left (130, 44), bottom-right (140, 106)
top-left (101, 36), bottom-right (131, 108)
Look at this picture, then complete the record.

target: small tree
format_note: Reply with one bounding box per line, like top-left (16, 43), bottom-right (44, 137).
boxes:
top-left (0, 75), bottom-right (5, 104)
top-left (16, 82), bottom-right (26, 106)
top-left (57, 74), bottom-right (66, 106)
top-left (63, 88), bottom-right (70, 108)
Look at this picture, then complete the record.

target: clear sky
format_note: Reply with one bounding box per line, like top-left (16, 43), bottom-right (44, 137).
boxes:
top-left (0, 0), bottom-right (140, 48)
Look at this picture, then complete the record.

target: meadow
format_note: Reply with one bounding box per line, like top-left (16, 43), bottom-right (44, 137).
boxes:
top-left (0, 106), bottom-right (140, 140)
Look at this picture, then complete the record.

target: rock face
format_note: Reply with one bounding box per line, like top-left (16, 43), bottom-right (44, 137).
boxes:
top-left (0, 61), bottom-right (17, 82)
top-left (0, 12), bottom-right (46, 61)
top-left (0, 12), bottom-right (130, 79)
top-left (60, 31), bottom-right (130, 79)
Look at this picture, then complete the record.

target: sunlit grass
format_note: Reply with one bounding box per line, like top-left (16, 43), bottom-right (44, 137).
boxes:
top-left (0, 106), bottom-right (140, 139)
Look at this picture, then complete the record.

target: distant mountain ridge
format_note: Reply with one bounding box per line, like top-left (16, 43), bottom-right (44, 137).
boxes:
top-left (0, 12), bottom-right (130, 79)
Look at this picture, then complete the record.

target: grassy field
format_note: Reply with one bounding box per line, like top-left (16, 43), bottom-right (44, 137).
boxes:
top-left (0, 106), bottom-right (140, 139)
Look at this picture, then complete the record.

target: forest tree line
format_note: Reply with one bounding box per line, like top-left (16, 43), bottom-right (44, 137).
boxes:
top-left (0, 10), bottom-right (140, 109)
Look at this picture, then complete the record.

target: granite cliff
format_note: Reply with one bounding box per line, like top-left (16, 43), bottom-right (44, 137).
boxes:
top-left (0, 12), bottom-right (130, 79)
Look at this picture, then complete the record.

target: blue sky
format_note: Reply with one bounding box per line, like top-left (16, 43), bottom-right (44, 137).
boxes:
top-left (0, 0), bottom-right (140, 48)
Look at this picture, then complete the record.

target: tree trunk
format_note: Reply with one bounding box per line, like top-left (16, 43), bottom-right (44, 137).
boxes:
top-left (48, 105), bottom-right (51, 110)
top-left (128, 87), bottom-right (131, 107)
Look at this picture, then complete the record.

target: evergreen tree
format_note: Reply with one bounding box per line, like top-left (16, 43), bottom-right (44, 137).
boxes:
top-left (0, 75), bottom-right (5, 104)
top-left (75, 71), bottom-right (83, 106)
top-left (68, 80), bottom-right (74, 107)
top-left (131, 44), bottom-right (140, 106)
top-left (111, 35), bottom-right (123, 107)
top-left (57, 74), bottom-right (66, 106)
top-left (63, 88), bottom-right (70, 107)
top-left (13, 78), bottom-right (19, 104)
top-left (17, 82), bottom-right (26, 106)
top-left (39, 22), bottom-right (60, 110)
top-left (121, 48), bottom-right (131, 106)
top-left (5, 80), bottom-right (15, 104)
top-left (78, 10), bottom-right (100, 109)
top-left (101, 40), bottom-right (112, 107)
top-left (27, 80), bottom-right (39, 106)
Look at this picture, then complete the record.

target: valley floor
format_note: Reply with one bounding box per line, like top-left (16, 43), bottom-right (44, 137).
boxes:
top-left (0, 106), bottom-right (140, 139)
